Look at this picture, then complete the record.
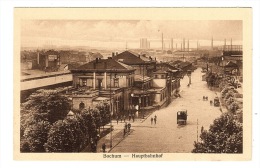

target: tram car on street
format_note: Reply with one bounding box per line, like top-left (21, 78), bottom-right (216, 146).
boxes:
top-left (214, 97), bottom-right (220, 107)
top-left (177, 110), bottom-right (187, 125)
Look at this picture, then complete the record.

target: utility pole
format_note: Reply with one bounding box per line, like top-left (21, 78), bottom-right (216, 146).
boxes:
top-left (109, 70), bottom-right (112, 148)
top-left (162, 33), bottom-right (164, 52)
top-left (197, 119), bottom-right (199, 142)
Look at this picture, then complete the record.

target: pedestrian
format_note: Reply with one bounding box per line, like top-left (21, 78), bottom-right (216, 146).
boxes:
top-left (128, 123), bottom-right (131, 133)
top-left (154, 117), bottom-right (157, 125)
top-left (91, 140), bottom-right (97, 152)
top-left (124, 122), bottom-right (128, 130)
top-left (96, 134), bottom-right (100, 144)
top-left (116, 115), bottom-right (119, 125)
top-left (123, 128), bottom-right (126, 137)
top-left (120, 115), bottom-right (123, 123)
top-left (102, 143), bottom-right (106, 153)
top-left (203, 96), bottom-right (205, 101)
top-left (132, 114), bottom-right (135, 122)
top-left (129, 114), bottom-right (131, 121)
top-left (123, 115), bottom-right (126, 122)
top-left (154, 115), bottom-right (157, 120)
top-left (151, 117), bottom-right (153, 125)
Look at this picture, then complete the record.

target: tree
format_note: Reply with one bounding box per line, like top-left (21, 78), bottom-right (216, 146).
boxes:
top-left (22, 121), bottom-right (51, 152)
top-left (81, 109), bottom-right (97, 141)
top-left (46, 116), bottom-right (88, 152)
top-left (96, 102), bottom-right (111, 130)
top-left (229, 101), bottom-right (240, 114)
top-left (22, 89), bottom-right (71, 123)
top-left (192, 113), bottom-right (243, 153)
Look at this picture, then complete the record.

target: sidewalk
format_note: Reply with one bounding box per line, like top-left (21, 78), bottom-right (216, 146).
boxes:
top-left (96, 120), bottom-right (134, 153)
top-left (96, 108), bottom-right (158, 153)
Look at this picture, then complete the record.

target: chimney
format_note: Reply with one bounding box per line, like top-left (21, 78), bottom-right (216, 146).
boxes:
top-left (224, 39), bottom-right (226, 51)
top-left (116, 52), bottom-right (118, 56)
top-left (37, 52), bottom-right (40, 64)
top-left (112, 52), bottom-right (115, 57)
top-left (187, 39), bottom-right (189, 51)
top-left (183, 38), bottom-right (185, 51)
top-left (211, 36), bottom-right (214, 50)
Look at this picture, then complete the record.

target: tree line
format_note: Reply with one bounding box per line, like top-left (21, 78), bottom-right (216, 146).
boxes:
top-left (20, 89), bottom-right (110, 152)
top-left (192, 86), bottom-right (243, 153)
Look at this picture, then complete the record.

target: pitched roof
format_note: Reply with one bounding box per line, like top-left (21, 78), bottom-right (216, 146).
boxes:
top-left (153, 69), bottom-right (167, 74)
top-left (71, 58), bottom-right (135, 72)
top-left (89, 52), bottom-right (103, 59)
top-left (113, 50), bottom-right (149, 65)
top-left (157, 62), bottom-right (179, 71)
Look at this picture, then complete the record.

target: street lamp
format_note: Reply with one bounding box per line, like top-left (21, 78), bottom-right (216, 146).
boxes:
top-left (109, 67), bottom-right (117, 149)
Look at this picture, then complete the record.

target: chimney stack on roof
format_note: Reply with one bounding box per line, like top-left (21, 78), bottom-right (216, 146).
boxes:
top-left (112, 52), bottom-right (115, 57)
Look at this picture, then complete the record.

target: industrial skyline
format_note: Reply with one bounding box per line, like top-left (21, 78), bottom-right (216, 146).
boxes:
top-left (21, 20), bottom-right (242, 49)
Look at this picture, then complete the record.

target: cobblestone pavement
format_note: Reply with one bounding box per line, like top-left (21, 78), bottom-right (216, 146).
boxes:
top-left (110, 68), bottom-right (222, 153)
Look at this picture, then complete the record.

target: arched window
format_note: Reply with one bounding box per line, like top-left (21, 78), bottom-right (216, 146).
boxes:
top-left (79, 102), bottom-right (85, 110)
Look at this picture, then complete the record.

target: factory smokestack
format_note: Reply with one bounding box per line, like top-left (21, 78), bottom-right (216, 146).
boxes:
top-left (183, 38), bottom-right (185, 51)
top-left (211, 36), bottom-right (214, 50)
top-left (162, 33), bottom-right (164, 52)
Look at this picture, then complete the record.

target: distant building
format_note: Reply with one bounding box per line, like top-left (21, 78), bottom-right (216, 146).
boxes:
top-left (37, 50), bottom-right (60, 71)
top-left (140, 38), bottom-right (150, 50)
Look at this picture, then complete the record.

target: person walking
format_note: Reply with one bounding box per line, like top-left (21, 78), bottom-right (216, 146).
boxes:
top-left (151, 117), bottom-right (153, 125)
top-left (128, 113), bottom-right (131, 121)
top-left (123, 115), bottom-right (126, 122)
top-left (124, 122), bottom-right (128, 131)
top-left (116, 115), bottom-right (119, 125)
top-left (102, 143), bottom-right (106, 153)
top-left (127, 123), bottom-right (131, 133)
top-left (154, 117), bottom-right (157, 125)
top-left (123, 127), bottom-right (126, 137)
top-left (132, 114), bottom-right (135, 122)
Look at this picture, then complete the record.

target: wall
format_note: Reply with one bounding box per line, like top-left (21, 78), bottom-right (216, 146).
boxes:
top-left (21, 73), bottom-right (72, 91)
top-left (154, 93), bottom-right (161, 103)
top-left (152, 79), bottom-right (166, 87)
top-left (72, 97), bottom-right (94, 109)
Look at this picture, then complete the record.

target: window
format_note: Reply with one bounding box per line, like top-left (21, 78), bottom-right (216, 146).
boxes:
top-left (79, 102), bottom-right (85, 110)
top-left (114, 78), bottom-right (119, 87)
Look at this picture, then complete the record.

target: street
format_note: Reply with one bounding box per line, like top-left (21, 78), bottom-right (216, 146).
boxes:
top-left (110, 68), bottom-right (222, 153)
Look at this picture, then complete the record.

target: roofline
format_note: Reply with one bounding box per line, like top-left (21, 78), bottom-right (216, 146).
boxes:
top-left (123, 61), bottom-right (156, 65)
top-left (70, 69), bottom-right (135, 73)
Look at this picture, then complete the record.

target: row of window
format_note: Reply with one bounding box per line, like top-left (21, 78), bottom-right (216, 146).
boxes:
top-left (154, 74), bottom-right (166, 79)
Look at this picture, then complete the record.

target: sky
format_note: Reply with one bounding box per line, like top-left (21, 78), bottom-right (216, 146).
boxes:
top-left (21, 20), bottom-right (243, 49)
